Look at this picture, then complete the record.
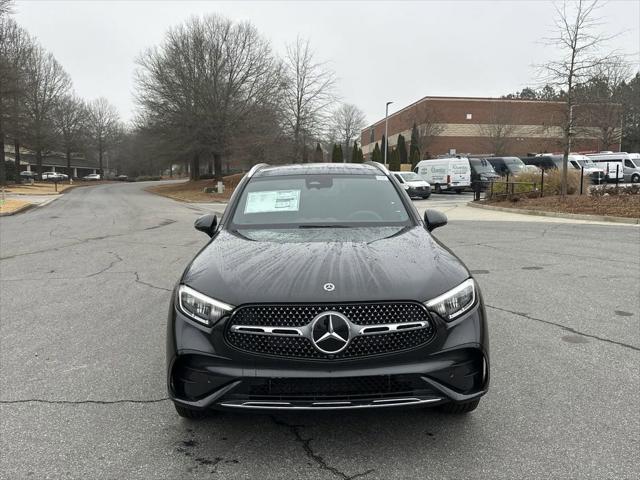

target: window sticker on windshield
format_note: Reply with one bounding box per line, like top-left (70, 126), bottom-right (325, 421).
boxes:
top-left (375, 175), bottom-right (389, 181)
top-left (244, 190), bottom-right (301, 214)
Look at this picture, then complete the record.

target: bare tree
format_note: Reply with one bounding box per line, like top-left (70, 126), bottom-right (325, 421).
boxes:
top-left (0, 17), bottom-right (32, 183)
top-left (541, 0), bottom-right (622, 197)
top-left (478, 102), bottom-right (520, 155)
top-left (330, 103), bottom-right (366, 162)
top-left (136, 15), bottom-right (285, 179)
top-left (0, 0), bottom-right (13, 17)
top-left (415, 105), bottom-right (444, 159)
top-left (53, 94), bottom-right (87, 179)
top-left (22, 44), bottom-right (71, 177)
top-left (87, 97), bottom-right (120, 177)
top-left (283, 37), bottom-right (336, 162)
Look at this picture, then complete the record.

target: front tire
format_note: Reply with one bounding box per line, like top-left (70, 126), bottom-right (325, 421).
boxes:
top-left (422, 194), bottom-right (431, 199)
top-left (174, 403), bottom-right (208, 419)
top-left (631, 174), bottom-right (640, 183)
top-left (434, 184), bottom-right (442, 194)
top-left (439, 399), bottom-right (480, 414)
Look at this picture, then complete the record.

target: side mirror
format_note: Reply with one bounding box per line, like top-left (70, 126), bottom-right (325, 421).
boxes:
top-left (194, 214), bottom-right (217, 237)
top-left (424, 209), bottom-right (447, 232)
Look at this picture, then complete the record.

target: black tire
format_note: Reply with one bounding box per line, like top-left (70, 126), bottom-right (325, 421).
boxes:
top-left (455, 189), bottom-right (463, 194)
top-left (434, 184), bottom-right (442, 194)
top-left (438, 399), bottom-right (480, 414)
top-left (422, 194), bottom-right (431, 200)
top-left (174, 403), bottom-right (208, 419)
top-left (632, 174), bottom-right (640, 184)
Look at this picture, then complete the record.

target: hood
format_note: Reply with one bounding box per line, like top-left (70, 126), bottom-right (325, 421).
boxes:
top-left (182, 226), bottom-right (469, 305)
top-left (406, 180), bottom-right (430, 187)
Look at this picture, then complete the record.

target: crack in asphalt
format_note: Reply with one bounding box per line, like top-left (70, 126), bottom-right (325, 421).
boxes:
top-left (134, 272), bottom-right (172, 292)
top-left (85, 252), bottom-right (124, 278)
top-left (486, 304), bottom-right (640, 352)
top-left (271, 416), bottom-right (375, 480)
top-left (0, 397), bottom-right (170, 405)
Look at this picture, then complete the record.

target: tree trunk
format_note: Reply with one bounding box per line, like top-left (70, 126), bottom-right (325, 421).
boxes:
top-left (207, 156), bottom-right (213, 175)
top-left (0, 135), bottom-right (6, 187)
top-left (36, 149), bottom-right (43, 178)
top-left (14, 139), bottom-right (21, 183)
top-left (213, 152), bottom-right (222, 180)
top-left (66, 148), bottom-right (72, 181)
top-left (191, 152), bottom-right (200, 180)
top-left (99, 148), bottom-right (104, 177)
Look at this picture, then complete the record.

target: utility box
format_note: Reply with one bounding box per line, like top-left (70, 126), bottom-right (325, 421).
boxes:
top-left (217, 181), bottom-right (224, 194)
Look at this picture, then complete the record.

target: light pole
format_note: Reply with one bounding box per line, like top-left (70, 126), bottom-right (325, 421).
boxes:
top-left (384, 101), bottom-right (392, 167)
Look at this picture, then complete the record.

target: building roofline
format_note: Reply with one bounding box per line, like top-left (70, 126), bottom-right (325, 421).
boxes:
top-left (362, 95), bottom-right (570, 132)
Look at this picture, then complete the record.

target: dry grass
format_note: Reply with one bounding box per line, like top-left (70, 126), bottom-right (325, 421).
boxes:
top-left (486, 194), bottom-right (640, 218)
top-left (0, 199), bottom-right (31, 214)
top-left (4, 182), bottom-right (76, 195)
top-left (146, 175), bottom-right (244, 203)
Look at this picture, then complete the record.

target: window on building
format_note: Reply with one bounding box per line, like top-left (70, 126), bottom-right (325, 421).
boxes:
top-left (466, 113), bottom-right (472, 120)
top-left (370, 128), bottom-right (375, 143)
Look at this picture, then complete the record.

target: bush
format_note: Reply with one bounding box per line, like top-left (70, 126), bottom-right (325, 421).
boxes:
top-left (198, 173), bottom-right (215, 180)
top-left (489, 169), bottom-right (583, 197)
top-left (133, 175), bottom-right (162, 182)
top-left (590, 184), bottom-right (640, 196)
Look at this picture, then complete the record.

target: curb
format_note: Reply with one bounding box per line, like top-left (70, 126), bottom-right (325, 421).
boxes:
top-left (0, 203), bottom-right (34, 217)
top-left (467, 202), bottom-right (640, 225)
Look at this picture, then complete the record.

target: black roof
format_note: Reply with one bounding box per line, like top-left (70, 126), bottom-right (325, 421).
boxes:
top-left (255, 163), bottom-right (382, 177)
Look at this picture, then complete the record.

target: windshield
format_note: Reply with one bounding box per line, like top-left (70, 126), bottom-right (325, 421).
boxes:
top-left (399, 172), bottom-right (422, 181)
top-left (504, 158), bottom-right (525, 173)
top-left (469, 158), bottom-right (497, 174)
top-left (231, 174), bottom-right (411, 228)
top-left (576, 159), bottom-right (599, 168)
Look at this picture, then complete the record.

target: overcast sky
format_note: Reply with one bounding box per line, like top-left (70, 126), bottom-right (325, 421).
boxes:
top-left (13, 0), bottom-right (640, 126)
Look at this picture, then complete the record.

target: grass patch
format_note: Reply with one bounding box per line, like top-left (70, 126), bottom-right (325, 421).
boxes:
top-left (146, 175), bottom-right (244, 203)
top-left (484, 193), bottom-right (640, 218)
top-left (0, 199), bottom-right (31, 215)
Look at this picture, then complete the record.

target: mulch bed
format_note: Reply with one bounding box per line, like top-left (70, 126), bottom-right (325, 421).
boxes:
top-left (484, 194), bottom-right (640, 219)
top-left (146, 176), bottom-right (241, 203)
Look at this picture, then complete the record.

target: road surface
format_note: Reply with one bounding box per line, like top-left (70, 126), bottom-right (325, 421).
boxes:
top-left (1, 182), bottom-right (638, 479)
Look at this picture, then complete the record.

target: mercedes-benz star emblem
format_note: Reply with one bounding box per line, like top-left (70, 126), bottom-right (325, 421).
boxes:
top-left (310, 312), bottom-right (351, 355)
top-left (323, 282), bottom-right (335, 292)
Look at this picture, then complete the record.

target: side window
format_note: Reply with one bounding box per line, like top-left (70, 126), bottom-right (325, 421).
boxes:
top-left (625, 160), bottom-right (634, 168)
top-left (570, 161), bottom-right (579, 168)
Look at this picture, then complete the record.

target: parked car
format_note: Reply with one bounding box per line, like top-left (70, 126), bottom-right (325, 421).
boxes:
top-left (115, 175), bottom-right (128, 181)
top-left (586, 151), bottom-right (639, 183)
top-left (41, 172), bottom-right (68, 181)
top-left (19, 170), bottom-right (38, 180)
top-left (414, 157), bottom-right (472, 193)
top-left (521, 154), bottom-right (606, 184)
top-left (485, 157), bottom-right (526, 176)
top-left (167, 162), bottom-right (489, 419)
top-left (83, 173), bottom-right (101, 181)
top-left (468, 157), bottom-right (501, 184)
top-left (391, 171), bottom-right (431, 199)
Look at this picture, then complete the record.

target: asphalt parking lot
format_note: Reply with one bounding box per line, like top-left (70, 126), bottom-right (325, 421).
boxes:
top-left (1, 182), bottom-right (638, 480)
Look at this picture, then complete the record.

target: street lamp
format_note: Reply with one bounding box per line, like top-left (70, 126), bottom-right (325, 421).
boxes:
top-left (384, 101), bottom-right (393, 167)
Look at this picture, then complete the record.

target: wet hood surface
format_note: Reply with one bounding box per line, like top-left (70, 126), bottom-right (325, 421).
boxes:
top-left (182, 226), bottom-right (469, 305)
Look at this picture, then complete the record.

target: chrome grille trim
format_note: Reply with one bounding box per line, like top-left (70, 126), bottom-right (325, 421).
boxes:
top-left (229, 320), bottom-right (430, 338)
top-left (218, 397), bottom-right (442, 410)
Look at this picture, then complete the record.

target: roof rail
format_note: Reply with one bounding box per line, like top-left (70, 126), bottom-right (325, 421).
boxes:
top-left (364, 161), bottom-right (390, 174)
top-left (246, 163), bottom-right (269, 178)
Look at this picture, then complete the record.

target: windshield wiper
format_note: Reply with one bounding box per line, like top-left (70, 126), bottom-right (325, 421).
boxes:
top-left (298, 224), bottom-right (352, 229)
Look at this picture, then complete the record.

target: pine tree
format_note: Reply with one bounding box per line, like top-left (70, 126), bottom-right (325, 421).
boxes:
top-left (381, 134), bottom-right (387, 163)
top-left (358, 146), bottom-right (364, 163)
top-left (337, 144), bottom-right (344, 162)
top-left (410, 122), bottom-right (420, 168)
top-left (331, 143), bottom-right (343, 163)
top-left (351, 141), bottom-right (360, 163)
top-left (372, 142), bottom-right (381, 163)
top-left (389, 148), bottom-right (401, 171)
top-left (313, 142), bottom-right (323, 162)
top-left (397, 134), bottom-right (408, 165)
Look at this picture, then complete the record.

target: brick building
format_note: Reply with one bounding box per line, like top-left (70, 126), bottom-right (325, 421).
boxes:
top-left (360, 96), bottom-right (620, 160)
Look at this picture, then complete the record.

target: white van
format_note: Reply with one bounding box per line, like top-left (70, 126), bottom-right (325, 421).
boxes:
top-left (414, 157), bottom-right (472, 193)
top-left (584, 152), bottom-right (628, 183)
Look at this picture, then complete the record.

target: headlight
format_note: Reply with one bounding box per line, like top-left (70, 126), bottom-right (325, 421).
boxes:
top-left (177, 285), bottom-right (234, 326)
top-left (425, 279), bottom-right (476, 321)
top-left (402, 184), bottom-right (410, 190)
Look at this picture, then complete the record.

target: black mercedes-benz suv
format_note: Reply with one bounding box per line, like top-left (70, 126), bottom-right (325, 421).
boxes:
top-left (167, 162), bottom-right (489, 418)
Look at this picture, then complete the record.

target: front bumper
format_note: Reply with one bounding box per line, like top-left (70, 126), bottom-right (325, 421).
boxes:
top-left (167, 296), bottom-right (489, 412)
top-left (406, 186), bottom-right (431, 197)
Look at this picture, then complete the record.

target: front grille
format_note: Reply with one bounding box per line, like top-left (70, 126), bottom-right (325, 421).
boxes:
top-left (225, 302), bottom-right (435, 359)
top-left (224, 374), bottom-right (433, 402)
top-left (229, 302), bottom-right (430, 327)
